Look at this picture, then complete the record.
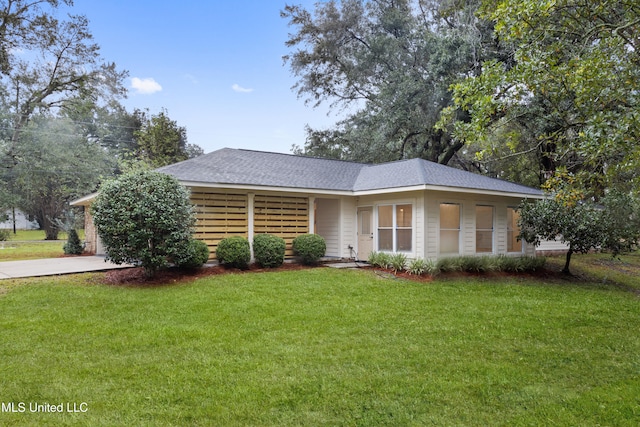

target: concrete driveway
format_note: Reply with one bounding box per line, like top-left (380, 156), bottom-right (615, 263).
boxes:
top-left (0, 256), bottom-right (133, 279)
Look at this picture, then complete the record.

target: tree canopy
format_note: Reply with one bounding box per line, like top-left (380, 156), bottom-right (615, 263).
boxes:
top-left (134, 109), bottom-right (203, 168)
top-left (11, 116), bottom-right (115, 239)
top-left (283, 0), bottom-right (495, 165)
top-left (445, 0), bottom-right (640, 196)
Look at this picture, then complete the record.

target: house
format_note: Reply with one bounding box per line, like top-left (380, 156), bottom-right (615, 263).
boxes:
top-left (72, 148), bottom-right (544, 261)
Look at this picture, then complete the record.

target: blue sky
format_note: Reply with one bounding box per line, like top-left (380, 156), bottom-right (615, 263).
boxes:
top-left (68, 0), bottom-right (336, 154)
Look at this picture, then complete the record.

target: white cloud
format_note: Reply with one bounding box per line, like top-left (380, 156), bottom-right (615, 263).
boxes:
top-left (131, 77), bottom-right (162, 94)
top-left (232, 83), bottom-right (253, 93)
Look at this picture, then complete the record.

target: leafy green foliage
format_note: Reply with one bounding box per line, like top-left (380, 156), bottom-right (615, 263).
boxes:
top-left (0, 228), bottom-right (10, 241)
top-left (447, 0), bottom-right (640, 195)
top-left (91, 171), bottom-right (196, 277)
top-left (292, 234), bottom-right (326, 265)
top-left (216, 236), bottom-right (251, 269)
top-left (253, 234), bottom-right (286, 268)
top-left (134, 108), bottom-right (203, 168)
top-left (368, 251), bottom-right (391, 269)
top-left (12, 117), bottom-right (115, 240)
top-left (283, 0), bottom-right (492, 165)
top-left (518, 192), bottom-right (640, 274)
top-left (174, 239), bottom-right (210, 269)
top-left (407, 258), bottom-right (436, 276)
top-left (63, 229), bottom-right (84, 255)
top-left (389, 253), bottom-right (407, 273)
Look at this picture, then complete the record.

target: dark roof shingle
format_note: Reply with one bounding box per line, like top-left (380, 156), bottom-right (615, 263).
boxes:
top-left (158, 148), bottom-right (542, 196)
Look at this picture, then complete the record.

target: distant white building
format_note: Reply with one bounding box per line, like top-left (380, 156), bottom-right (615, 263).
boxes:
top-left (1, 209), bottom-right (39, 230)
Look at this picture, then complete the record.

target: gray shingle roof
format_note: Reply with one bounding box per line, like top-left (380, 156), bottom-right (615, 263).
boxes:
top-left (157, 148), bottom-right (543, 196)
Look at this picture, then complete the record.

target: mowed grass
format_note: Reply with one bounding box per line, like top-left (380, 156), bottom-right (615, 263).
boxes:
top-left (1, 268), bottom-right (639, 426)
top-left (0, 230), bottom-right (85, 261)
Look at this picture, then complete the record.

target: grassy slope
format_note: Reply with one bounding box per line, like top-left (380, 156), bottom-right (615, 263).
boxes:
top-left (1, 268), bottom-right (639, 426)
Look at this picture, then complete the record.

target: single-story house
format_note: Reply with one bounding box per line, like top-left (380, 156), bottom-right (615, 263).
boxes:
top-left (72, 148), bottom-right (544, 261)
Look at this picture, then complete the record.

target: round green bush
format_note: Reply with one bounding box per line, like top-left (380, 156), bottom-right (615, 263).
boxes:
top-left (91, 170), bottom-right (196, 277)
top-left (216, 236), bottom-right (250, 269)
top-left (292, 234), bottom-right (326, 265)
top-left (175, 239), bottom-right (210, 269)
top-left (253, 234), bottom-right (285, 268)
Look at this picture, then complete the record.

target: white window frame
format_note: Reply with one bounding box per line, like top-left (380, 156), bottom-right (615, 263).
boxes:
top-left (507, 207), bottom-right (524, 254)
top-left (376, 203), bottom-right (414, 253)
top-left (439, 202), bottom-right (461, 256)
top-left (475, 205), bottom-right (495, 254)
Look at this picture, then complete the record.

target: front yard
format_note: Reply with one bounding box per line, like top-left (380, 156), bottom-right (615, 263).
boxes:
top-left (1, 263), bottom-right (639, 426)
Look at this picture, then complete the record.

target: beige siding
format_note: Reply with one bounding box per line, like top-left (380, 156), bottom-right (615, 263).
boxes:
top-left (340, 197), bottom-right (357, 258)
top-left (315, 198), bottom-right (341, 257)
top-left (191, 191), bottom-right (249, 258)
top-left (254, 194), bottom-right (309, 257)
top-left (426, 190), bottom-right (536, 258)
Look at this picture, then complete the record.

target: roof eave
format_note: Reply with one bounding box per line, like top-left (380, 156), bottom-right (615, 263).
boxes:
top-left (70, 192), bottom-right (98, 206)
top-left (353, 184), bottom-right (544, 198)
top-left (180, 181), bottom-right (354, 196)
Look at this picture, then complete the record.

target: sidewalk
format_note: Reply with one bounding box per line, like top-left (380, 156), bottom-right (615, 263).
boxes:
top-left (0, 256), bottom-right (133, 279)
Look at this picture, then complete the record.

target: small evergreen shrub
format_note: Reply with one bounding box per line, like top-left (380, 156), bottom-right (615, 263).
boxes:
top-left (292, 234), bottom-right (326, 265)
top-left (175, 239), bottom-right (210, 269)
top-left (0, 229), bottom-right (11, 241)
top-left (216, 236), bottom-right (251, 269)
top-left (253, 234), bottom-right (286, 268)
top-left (389, 253), bottom-right (407, 273)
top-left (63, 229), bottom-right (84, 255)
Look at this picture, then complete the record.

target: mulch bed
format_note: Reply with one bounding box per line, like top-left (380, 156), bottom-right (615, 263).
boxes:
top-left (102, 261), bottom-right (565, 286)
top-left (103, 262), bottom-right (311, 286)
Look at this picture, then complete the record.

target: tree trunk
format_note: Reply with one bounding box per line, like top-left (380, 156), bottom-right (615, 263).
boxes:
top-left (562, 249), bottom-right (573, 275)
top-left (44, 223), bottom-right (59, 241)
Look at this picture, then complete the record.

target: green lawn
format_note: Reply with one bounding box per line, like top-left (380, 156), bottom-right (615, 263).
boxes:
top-left (0, 230), bottom-right (85, 261)
top-left (1, 267), bottom-right (639, 426)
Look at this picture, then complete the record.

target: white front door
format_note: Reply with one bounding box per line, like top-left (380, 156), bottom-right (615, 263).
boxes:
top-left (357, 207), bottom-right (373, 261)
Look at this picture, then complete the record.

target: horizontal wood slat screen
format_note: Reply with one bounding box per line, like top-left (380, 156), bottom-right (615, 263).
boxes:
top-left (254, 195), bottom-right (309, 257)
top-left (191, 191), bottom-right (248, 259)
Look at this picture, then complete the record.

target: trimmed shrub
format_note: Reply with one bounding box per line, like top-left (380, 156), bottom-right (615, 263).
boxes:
top-left (292, 234), bottom-right (326, 265)
top-left (63, 229), bottom-right (84, 255)
top-left (253, 234), bottom-right (285, 268)
top-left (91, 170), bottom-right (196, 277)
top-left (175, 239), bottom-right (210, 269)
top-left (0, 229), bottom-right (11, 241)
top-left (216, 236), bottom-right (251, 269)
top-left (389, 253), bottom-right (407, 273)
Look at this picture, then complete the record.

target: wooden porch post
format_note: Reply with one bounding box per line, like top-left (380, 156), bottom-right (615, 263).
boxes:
top-left (308, 196), bottom-right (316, 234)
top-left (248, 193), bottom-right (255, 260)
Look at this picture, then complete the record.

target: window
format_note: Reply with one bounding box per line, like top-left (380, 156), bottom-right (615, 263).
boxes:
top-left (476, 205), bottom-right (494, 253)
top-left (440, 203), bottom-right (460, 254)
top-left (507, 207), bottom-right (522, 253)
top-left (377, 204), bottom-right (412, 252)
